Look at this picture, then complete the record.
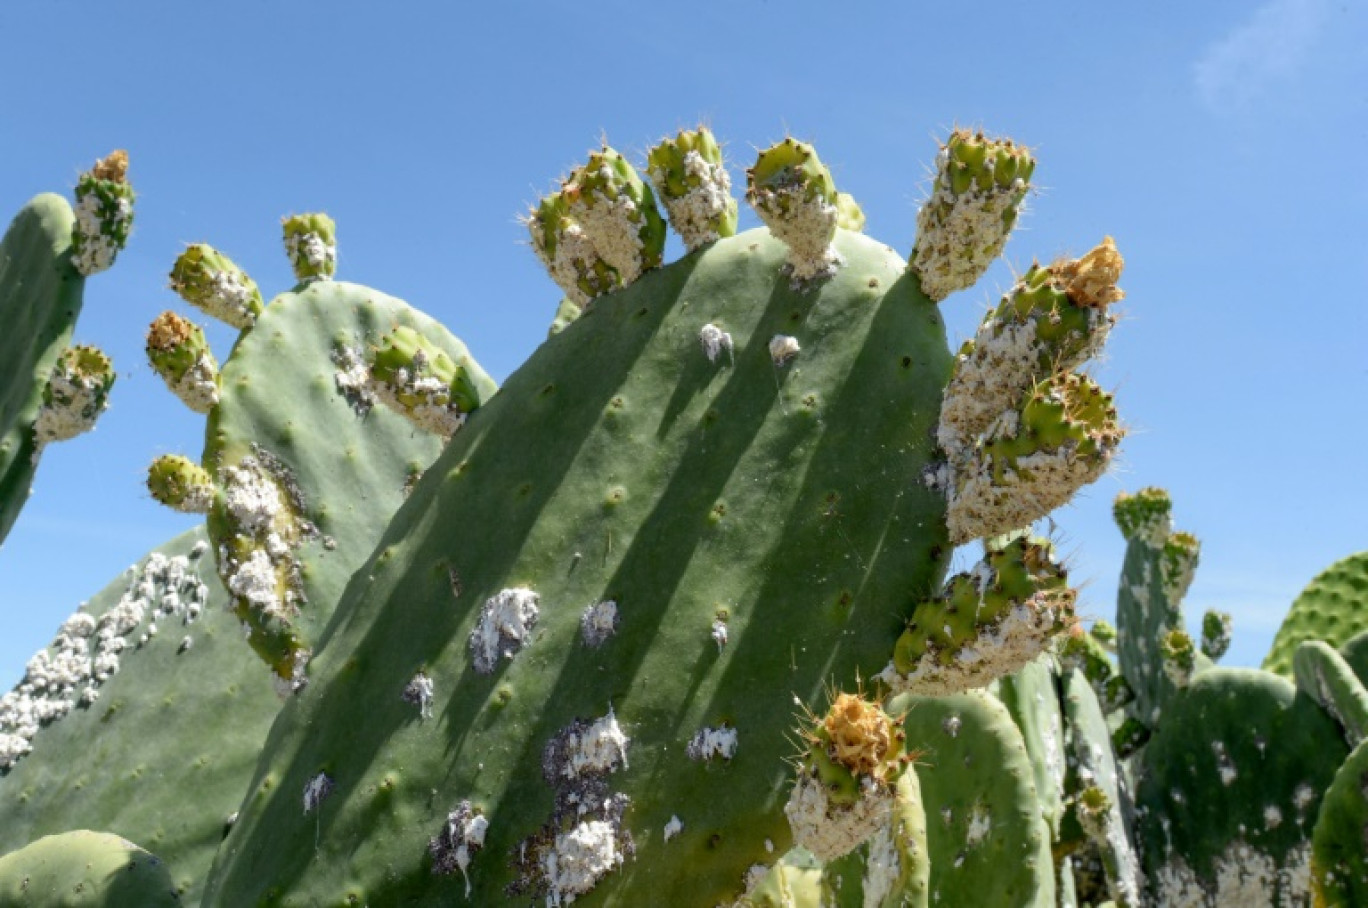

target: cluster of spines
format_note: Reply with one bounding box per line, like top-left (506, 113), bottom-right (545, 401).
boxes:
top-left (70, 150), bottom-right (135, 276)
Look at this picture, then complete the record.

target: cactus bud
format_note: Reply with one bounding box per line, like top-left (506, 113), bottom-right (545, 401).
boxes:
top-left (1201, 610), bottom-right (1233, 661)
top-left (645, 127), bottom-right (737, 250)
top-left (785, 689), bottom-right (914, 860)
top-left (282, 213), bottom-right (337, 282)
top-left (33, 345), bottom-right (115, 444)
top-left (910, 129), bottom-right (1034, 301)
top-left (1160, 629), bottom-right (1197, 687)
top-left (368, 326), bottom-right (481, 438)
top-left (746, 138), bottom-right (842, 283)
top-left (147, 454), bottom-right (217, 513)
top-left (937, 237), bottom-right (1124, 460)
top-left (529, 148), bottom-right (665, 306)
top-left (169, 244), bottom-right (265, 329)
top-left (882, 536), bottom-right (1076, 695)
top-left (70, 150), bottom-right (135, 276)
top-left (146, 311), bottom-right (219, 413)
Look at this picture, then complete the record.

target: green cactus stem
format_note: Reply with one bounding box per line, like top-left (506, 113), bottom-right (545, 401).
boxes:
top-left (784, 691), bottom-right (915, 861)
top-left (936, 238), bottom-right (1123, 463)
top-left (282, 213), bottom-right (337, 283)
top-left (168, 244), bottom-right (265, 329)
top-left (1201, 609), bottom-right (1233, 661)
top-left (146, 311), bottom-right (219, 414)
top-left (645, 127), bottom-right (738, 250)
top-left (33, 345), bottom-right (114, 445)
top-left (883, 537), bottom-right (1075, 695)
top-left (1293, 640), bottom-right (1368, 747)
top-left (746, 138), bottom-right (842, 283)
top-left (528, 147), bottom-right (666, 307)
top-left (0, 831), bottom-right (181, 906)
top-left (70, 150), bottom-right (135, 277)
top-left (366, 325), bottom-right (483, 438)
top-left (146, 454), bottom-right (217, 514)
top-left (909, 129), bottom-right (1034, 302)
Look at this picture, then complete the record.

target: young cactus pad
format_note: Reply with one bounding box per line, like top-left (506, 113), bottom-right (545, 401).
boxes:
top-left (146, 311), bottom-right (219, 414)
top-left (0, 193), bottom-right (86, 547)
top-left (203, 226), bottom-right (955, 906)
top-left (1263, 550), bottom-right (1368, 677)
top-left (202, 278), bottom-right (495, 682)
top-left (69, 150), bottom-right (135, 277)
top-left (0, 831), bottom-right (180, 907)
top-left (0, 528), bottom-right (279, 904)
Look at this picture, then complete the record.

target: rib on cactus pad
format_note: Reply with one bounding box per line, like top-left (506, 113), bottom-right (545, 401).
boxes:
top-left (0, 528), bottom-right (279, 904)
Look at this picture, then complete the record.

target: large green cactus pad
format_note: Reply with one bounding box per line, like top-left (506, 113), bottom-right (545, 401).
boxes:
top-left (0, 528), bottom-right (279, 903)
top-left (889, 691), bottom-right (1055, 907)
top-left (1134, 668), bottom-right (1346, 906)
top-left (997, 654), bottom-right (1066, 838)
top-left (1264, 551), bottom-right (1368, 678)
top-left (1311, 736), bottom-right (1368, 905)
top-left (0, 831), bottom-right (180, 907)
top-left (204, 280), bottom-right (496, 680)
top-left (204, 228), bottom-right (953, 905)
top-left (0, 194), bottom-right (85, 547)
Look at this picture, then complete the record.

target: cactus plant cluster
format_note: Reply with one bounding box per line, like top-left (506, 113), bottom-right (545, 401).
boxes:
top-left (0, 125), bottom-right (1366, 908)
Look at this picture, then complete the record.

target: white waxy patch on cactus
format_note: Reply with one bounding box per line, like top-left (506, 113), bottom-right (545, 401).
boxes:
top-left (711, 618), bottom-right (728, 651)
top-left (331, 345), bottom-right (376, 415)
top-left (429, 800), bottom-right (489, 896)
top-left (367, 348), bottom-right (467, 438)
top-left (942, 714), bottom-right (962, 738)
top-left (1160, 540), bottom-right (1200, 606)
top-left (1154, 841), bottom-right (1311, 908)
top-left (768, 335), bottom-right (801, 366)
top-left (964, 805), bottom-right (992, 847)
top-left (1211, 741), bottom-right (1238, 786)
top-left (167, 352), bottom-right (220, 414)
top-left (221, 458), bottom-right (284, 536)
top-left (687, 724), bottom-right (738, 761)
top-left (1263, 805), bottom-right (1283, 829)
top-left (751, 183), bottom-right (842, 282)
top-left (0, 549), bottom-right (210, 769)
top-left (663, 815), bottom-right (683, 843)
top-left (470, 587), bottom-right (540, 674)
top-left (226, 548), bottom-right (284, 617)
top-left (579, 600), bottom-right (618, 648)
top-left (569, 172), bottom-right (649, 285)
top-left (403, 672), bottom-right (435, 720)
top-left (1292, 783), bottom-right (1315, 813)
top-left (285, 232), bottom-right (336, 281)
top-left (785, 772), bottom-right (896, 861)
top-left (879, 591), bottom-right (1073, 696)
top-left (34, 362), bottom-right (112, 446)
top-left (862, 819), bottom-right (904, 908)
top-left (204, 268), bottom-right (259, 328)
top-left (534, 220), bottom-right (601, 308)
top-left (699, 324), bottom-right (733, 363)
top-left (911, 145), bottom-right (1028, 302)
top-left (542, 819), bottom-right (624, 906)
top-left (72, 189), bottom-right (133, 276)
top-left (303, 771), bottom-right (334, 813)
top-left (651, 150), bottom-right (733, 250)
top-left (559, 708), bottom-right (630, 778)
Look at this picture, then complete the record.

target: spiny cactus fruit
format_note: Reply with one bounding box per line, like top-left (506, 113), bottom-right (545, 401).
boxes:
top-left (528, 147), bottom-right (666, 307)
top-left (0, 831), bottom-right (180, 907)
top-left (1264, 549), bottom-right (1368, 677)
top-left (145, 454), bottom-right (216, 514)
top-left (145, 311), bottom-right (219, 414)
top-left (0, 161), bottom-right (126, 548)
top-left (201, 124), bottom-right (1126, 906)
top-left (70, 150), bottom-right (135, 277)
top-left (909, 129), bottom-right (1035, 302)
top-left (0, 528), bottom-right (279, 903)
top-left (168, 245), bottom-right (264, 329)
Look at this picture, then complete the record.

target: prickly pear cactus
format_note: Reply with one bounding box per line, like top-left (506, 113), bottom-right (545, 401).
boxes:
top-left (203, 127), bottom-right (1124, 905)
top-left (1133, 668), bottom-right (1346, 905)
top-left (0, 155), bottom-right (129, 548)
top-left (153, 223), bottom-right (496, 685)
top-left (1310, 736), bottom-right (1368, 905)
top-left (0, 528), bottom-right (279, 903)
top-left (1264, 550), bottom-right (1368, 678)
top-left (0, 831), bottom-right (179, 907)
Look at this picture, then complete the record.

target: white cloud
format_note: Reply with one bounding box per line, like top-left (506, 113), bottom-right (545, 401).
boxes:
top-left (1194, 0), bottom-right (1328, 112)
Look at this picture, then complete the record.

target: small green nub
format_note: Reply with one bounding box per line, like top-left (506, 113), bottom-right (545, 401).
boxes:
top-left (835, 192), bottom-right (866, 232)
top-left (1091, 619), bottom-right (1119, 651)
top-left (70, 149), bottom-right (135, 276)
top-left (148, 454), bottom-right (217, 514)
top-left (169, 244), bottom-right (265, 329)
top-left (282, 212), bottom-right (337, 282)
top-left (146, 311), bottom-right (220, 414)
top-left (1113, 487), bottom-right (1173, 544)
top-left (34, 345), bottom-right (116, 444)
top-left (1159, 629), bottom-right (1197, 686)
top-left (368, 325), bottom-right (480, 437)
top-left (645, 127), bottom-right (738, 250)
top-left (1200, 612), bottom-right (1232, 661)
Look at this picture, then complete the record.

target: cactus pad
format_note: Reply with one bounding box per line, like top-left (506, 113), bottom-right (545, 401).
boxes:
top-left (0, 831), bottom-right (180, 907)
top-left (1264, 550), bottom-right (1368, 678)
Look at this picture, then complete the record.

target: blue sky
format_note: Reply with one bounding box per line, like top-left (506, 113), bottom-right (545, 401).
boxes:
top-left (1, 0), bottom-right (1364, 687)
